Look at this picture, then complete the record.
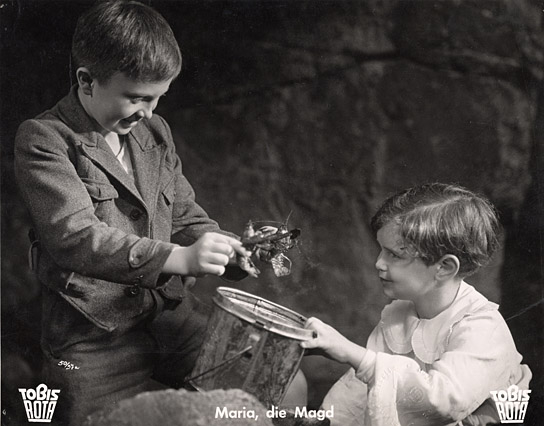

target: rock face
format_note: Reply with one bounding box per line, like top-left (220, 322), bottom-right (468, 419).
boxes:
top-left (155, 0), bottom-right (543, 408)
top-left (83, 388), bottom-right (273, 426)
top-left (1, 0), bottom-right (542, 423)
top-left (83, 388), bottom-right (330, 426)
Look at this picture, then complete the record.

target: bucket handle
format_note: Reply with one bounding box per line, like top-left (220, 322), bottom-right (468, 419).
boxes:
top-left (184, 345), bottom-right (254, 385)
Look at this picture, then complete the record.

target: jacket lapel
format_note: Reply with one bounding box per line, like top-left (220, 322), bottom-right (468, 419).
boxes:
top-left (128, 123), bottom-right (166, 215)
top-left (79, 141), bottom-right (145, 206)
top-left (56, 85), bottom-right (164, 211)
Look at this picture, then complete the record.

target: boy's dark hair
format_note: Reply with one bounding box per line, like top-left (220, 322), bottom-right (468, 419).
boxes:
top-left (371, 183), bottom-right (500, 277)
top-left (72, 0), bottom-right (182, 83)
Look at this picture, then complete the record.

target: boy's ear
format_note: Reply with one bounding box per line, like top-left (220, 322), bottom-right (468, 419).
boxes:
top-left (76, 67), bottom-right (94, 96)
top-left (436, 254), bottom-right (460, 280)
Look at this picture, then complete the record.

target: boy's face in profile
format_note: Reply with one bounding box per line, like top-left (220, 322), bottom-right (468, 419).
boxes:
top-left (375, 221), bottom-right (438, 303)
top-left (82, 72), bottom-right (172, 136)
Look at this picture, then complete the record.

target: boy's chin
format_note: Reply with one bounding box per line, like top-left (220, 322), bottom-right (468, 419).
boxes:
top-left (382, 290), bottom-right (395, 299)
top-left (114, 119), bottom-right (140, 133)
top-left (111, 125), bottom-right (133, 135)
top-left (380, 284), bottom-right (396, 299)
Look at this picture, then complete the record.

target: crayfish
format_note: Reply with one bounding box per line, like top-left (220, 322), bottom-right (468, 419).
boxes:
top-left (237, 220), bottom-right (301, 278)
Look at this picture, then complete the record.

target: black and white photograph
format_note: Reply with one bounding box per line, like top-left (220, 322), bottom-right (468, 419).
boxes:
top-left (1, 1), bottom-right (543, 425)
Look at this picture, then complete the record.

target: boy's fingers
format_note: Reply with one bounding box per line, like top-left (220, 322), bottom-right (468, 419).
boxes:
top-left (300, 319), bottom-right (320, 349)
top-left (231, 241), bottom-right (251, 257)
top-left (208, 239), bottom-right (247, 258)
top-left (215, 265), bottom-right (226, 276)
top-left (304, 317), bottom-right (321, 328)
top-left (227, 236), bottom-right (242, 245)
top-left (206, 233), bottom-right (251, 257)
top-left (207, 253), bottom-right (230, 266)
top-left (301, 331), bottom-right (321, 349)
top-left (301, 339), bottom-right (318, 349)
top-left (213, 242), bottom-right (235, 257)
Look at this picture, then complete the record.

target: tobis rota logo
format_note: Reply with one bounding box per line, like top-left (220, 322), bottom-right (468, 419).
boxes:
top-left (18, 383), bottom-right (60, 423)
top-left (490, 384), bottom-right (531, 424)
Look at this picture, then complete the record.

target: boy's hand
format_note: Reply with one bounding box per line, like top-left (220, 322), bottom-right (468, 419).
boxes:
top-left (164, 232), bottom-right (250, 277)
top-left (301, 317), bottom-right (367, 370)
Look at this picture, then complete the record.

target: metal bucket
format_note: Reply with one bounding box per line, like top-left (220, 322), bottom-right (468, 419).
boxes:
top-left (187, 287), bottom-right (312, 407)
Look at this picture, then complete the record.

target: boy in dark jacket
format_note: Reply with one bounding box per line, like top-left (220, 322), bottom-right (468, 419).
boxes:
top-left (15, 1), bottom-right (250, 423)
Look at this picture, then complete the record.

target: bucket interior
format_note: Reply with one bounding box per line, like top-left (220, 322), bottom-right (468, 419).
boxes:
top-left (214, 287), bottom-right (313, 340)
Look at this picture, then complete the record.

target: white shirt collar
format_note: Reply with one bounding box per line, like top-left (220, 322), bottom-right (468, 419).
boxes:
top-left (379, 281), bottom-right (498, 364)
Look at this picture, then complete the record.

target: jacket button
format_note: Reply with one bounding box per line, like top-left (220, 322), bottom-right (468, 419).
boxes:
top-left (125, 285), bottom-right (141, 297)
top-left (130, 209), bottom-right (143, 220)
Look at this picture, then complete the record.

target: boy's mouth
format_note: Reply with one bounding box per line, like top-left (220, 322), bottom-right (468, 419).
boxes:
top-left (120, 118), bottom-right (141, 128)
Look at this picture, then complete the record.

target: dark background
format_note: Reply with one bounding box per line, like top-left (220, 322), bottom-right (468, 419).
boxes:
top-left (1, 0), bottom-right (543, 424)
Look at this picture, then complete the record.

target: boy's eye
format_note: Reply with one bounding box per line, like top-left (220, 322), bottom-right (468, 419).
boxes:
top-left (387, 250), bottom-right (401, 259)
top-left (129, 95), bottom-right (165, 104)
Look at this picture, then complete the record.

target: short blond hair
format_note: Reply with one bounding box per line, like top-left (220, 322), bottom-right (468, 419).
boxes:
top-left (371, 183), bottom-right (500, 277)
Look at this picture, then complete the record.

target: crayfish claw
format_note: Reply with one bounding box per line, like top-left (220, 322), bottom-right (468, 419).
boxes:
top-left (236, 253), bottom-right (260, 278)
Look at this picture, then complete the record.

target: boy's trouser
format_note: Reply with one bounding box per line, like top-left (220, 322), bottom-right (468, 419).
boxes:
top-left (41, 289), bottom-right (211, 426)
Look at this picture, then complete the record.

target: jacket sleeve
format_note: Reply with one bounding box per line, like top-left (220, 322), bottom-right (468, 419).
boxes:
top-left (15, 118), bottom-right (175, 288)
top-left (355, 310), bottom-right (531, 426)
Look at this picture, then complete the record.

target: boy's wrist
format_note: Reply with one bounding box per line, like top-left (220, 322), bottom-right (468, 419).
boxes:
top-left (345, 342), bottom-right (367, 370)
top-left (162, 246), bottom-right (190, 276)
top-left (354, 348), bottom-right (376, 384)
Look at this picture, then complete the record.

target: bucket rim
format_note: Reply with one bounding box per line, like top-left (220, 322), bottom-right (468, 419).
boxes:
top-left (213, 286), bottom-right (313, 341)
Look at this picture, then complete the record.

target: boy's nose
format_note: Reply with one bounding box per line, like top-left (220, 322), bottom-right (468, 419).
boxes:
top-left (138, 105), bottom-right (153, 120)
top-left (375, 252), bottom-right (386, 271)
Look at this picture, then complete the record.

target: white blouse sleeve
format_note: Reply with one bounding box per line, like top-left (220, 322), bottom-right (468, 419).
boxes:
top-left (354, 310), bottom-right (531, 426)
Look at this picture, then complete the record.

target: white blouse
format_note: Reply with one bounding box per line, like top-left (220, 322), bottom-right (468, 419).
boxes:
top-left (322, 281), bottom-right (532, 426)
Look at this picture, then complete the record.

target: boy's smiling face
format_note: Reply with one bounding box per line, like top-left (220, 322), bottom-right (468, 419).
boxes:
top-left (79, 71), bottom-right (172, 136)
top-left (375, 221), bottom-right (438, 304)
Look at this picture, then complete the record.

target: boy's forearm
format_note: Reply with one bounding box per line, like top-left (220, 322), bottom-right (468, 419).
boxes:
top-left (343, 341), bottom-right (369, 371)
top-left (162, 246), bottom-right (191, 275)
top-left (334, 340), bottom-right (377, 384)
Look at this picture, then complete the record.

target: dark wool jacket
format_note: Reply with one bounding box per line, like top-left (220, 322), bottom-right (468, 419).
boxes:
top-left (15, 85), bottom-right (224, 332)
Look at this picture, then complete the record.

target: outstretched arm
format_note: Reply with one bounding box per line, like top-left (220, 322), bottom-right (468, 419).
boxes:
top-left (163, 232), bottom-right (250, 277)
top-left (302, 317), bottom-right (371, 371)
top-left (312, 310), bottom-right (531, 426)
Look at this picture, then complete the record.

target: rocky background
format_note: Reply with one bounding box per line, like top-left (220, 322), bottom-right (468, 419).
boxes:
top-left (1, 0), bottom-right (543, 424)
